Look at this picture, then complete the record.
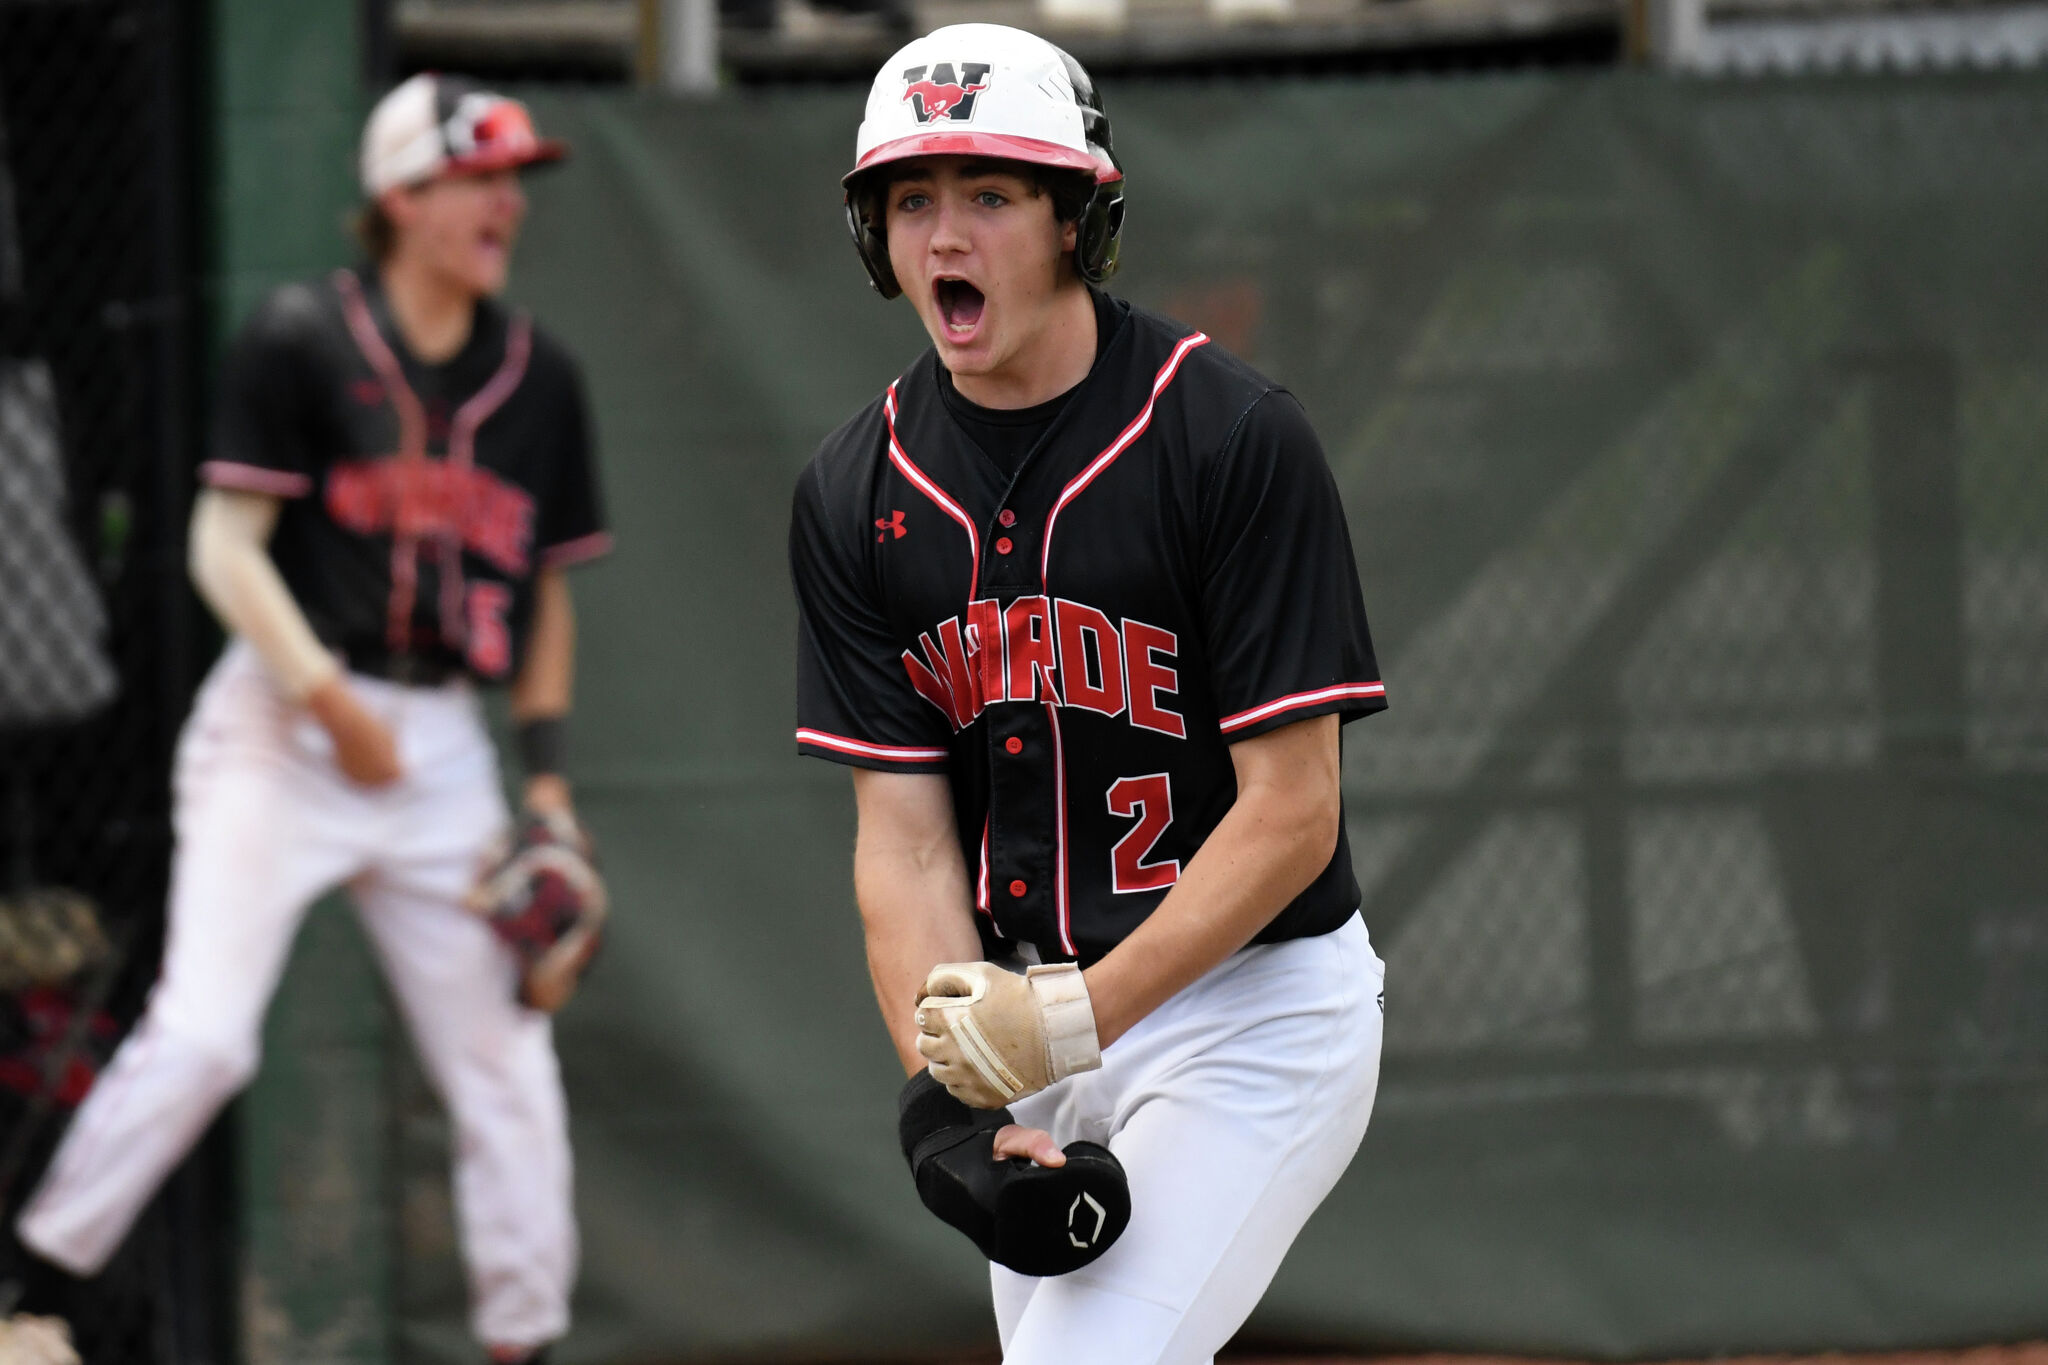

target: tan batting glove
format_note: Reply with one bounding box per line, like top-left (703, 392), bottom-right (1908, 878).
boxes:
top-left (915, 961), bottom-right (1102, 1109)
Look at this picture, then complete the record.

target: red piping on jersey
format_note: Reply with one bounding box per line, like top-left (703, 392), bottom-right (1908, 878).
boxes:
top-left (199, 461), bottom-right (313, 499)
top-left (885, 382), bottom-right (980, 601)
top-left (335, 270), bottom-right (538, 666)
top-left (448, 316), bottom-right (531, 470)
top-left (796, 728), bottom-right (949, 763)
top-left (540, 530), bottom-right (614, 569)
top-left (442, 313), bottom-right (533, 650)
top-left (977, 817), bottom-right (991, 920)
top-left (1045, 700), bottom-right (1077, 956)
top-left (1219, 681), bottom-right (1388, 734)
top-left (335, 271), bottom-right (431, 653)
top-left (1032, 331), bottom-right (1206, 961)
top-left (1039, 332), bottom-right (1210, 585)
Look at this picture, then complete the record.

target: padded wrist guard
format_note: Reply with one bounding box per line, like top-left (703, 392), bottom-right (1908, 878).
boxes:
top-left (896, 1069), bottom-right (1131, 1277)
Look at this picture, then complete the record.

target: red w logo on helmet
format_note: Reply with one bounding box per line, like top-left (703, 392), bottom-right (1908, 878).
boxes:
top-left (902, 63), bottom-right (992, 123)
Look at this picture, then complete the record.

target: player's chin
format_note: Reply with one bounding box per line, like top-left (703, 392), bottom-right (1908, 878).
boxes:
top-left (935, 340), bottom-right (1001, 381)
top-left (469, 259), bottom-right (512, 297)
top-left (926, 308), bottom-right (995, 367)
top-left (465, 242), bottom-right (514, 296)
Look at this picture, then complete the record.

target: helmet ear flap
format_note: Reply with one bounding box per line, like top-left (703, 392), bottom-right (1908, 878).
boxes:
top-left (1080, 186), bottom-right (1125, 284)
top-left (1050, 43), bottom-right (1124, 286)
top-left (844, 183), bottom-right (900, 299)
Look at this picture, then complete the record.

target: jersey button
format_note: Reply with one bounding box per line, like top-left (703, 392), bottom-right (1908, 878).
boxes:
top-left (998, 509), bottom-right (1017, 527)
top-left (1009, 879), bottom-right (1028, 898)
top-left (1004, 736), bottom-right (1023, 755)
top-left (995, 536), bottom-right (1014, 555)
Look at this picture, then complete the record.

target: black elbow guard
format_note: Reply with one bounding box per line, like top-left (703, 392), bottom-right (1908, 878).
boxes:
top-left (896, 1069), bottom-right (1131, 1277)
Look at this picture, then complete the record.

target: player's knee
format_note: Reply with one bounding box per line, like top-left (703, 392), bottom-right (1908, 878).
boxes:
top-left (440, 1043), bottom-right (566, 1136)
top-left (189, 1034), bottom-right (261, 1097)
top-left (149, 1015), bottom-right (263, 1097)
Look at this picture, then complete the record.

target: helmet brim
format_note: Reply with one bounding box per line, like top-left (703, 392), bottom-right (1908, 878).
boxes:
top-left (444, 139), bottom-right (571, 179)
top-left (844, 131), bottom-right (1118, 186)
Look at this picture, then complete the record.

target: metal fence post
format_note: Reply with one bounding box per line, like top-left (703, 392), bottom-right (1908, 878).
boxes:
top-left (660, 0), bottom-right (720, 95)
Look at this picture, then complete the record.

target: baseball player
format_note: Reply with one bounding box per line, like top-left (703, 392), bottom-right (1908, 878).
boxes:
top-left (791, 24), bottom-right (1387, 1364)
top-left (10, 75), bottom-right (607, 1365)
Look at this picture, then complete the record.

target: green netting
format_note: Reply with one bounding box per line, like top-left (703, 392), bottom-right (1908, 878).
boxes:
top-left (365, 73), bottom-right (2048, 1362)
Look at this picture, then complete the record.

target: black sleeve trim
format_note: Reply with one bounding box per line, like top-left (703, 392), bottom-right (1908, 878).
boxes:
top-left (795, 727), bottom-right (952, 773)
top-left (1219, 683), bottom-right (1388, 742)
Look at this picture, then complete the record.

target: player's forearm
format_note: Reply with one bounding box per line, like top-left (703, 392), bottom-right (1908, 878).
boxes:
top-left (510, 568), bottom-right (574, 721)
top-left (1083, 715), bottom-right (1343, 1049)
top-left (851, 772), bottom-right (982, 1075)
top-left (187, 489), bottom-right (340, 700)
top-left (509, 570), bottom-right (576, 812)
top-left (1084, 791), bottom-right (1335, 1046)
top-left (855, 848), bottom-right (981, 1075)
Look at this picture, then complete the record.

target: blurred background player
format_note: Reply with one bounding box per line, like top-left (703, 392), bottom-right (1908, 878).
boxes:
top-left (10, 73), bottom-right (608, 1365)
top-left (792, 25), bottom-right (1387, 1364)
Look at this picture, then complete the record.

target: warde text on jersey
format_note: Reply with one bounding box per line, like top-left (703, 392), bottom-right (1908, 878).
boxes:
top-left (903, 597), bottom-right (1186, 738)
top-left (326, 458), bottom-right (538, 573)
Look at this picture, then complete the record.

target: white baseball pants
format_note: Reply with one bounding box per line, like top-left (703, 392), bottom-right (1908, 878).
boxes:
top-left (995, 914), bottom-right (1385, 1365)
top-left (15, 641), bottom-right (576, 1352)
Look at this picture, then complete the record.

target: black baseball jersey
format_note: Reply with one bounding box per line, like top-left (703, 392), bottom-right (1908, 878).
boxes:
top-left (203, 266), bottom-right (609, 682)
top-left (791, 293), bottom-right (1385, 966)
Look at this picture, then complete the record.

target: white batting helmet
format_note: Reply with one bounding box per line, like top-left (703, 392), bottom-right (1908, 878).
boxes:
top-left (842, 23), bottom-right (1127, 297)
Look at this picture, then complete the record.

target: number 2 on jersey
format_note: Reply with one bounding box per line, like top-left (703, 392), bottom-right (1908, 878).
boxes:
top-left (1106, 774), bottom-right (1180, 894)
top-left (465, 582), bottom-right (513, 678)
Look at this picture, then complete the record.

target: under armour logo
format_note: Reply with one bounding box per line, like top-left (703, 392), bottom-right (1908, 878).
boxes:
top-left (1068, 1192), bottom-right (1107, 1248)
top-left (876, 510), bottom-right (907, 542)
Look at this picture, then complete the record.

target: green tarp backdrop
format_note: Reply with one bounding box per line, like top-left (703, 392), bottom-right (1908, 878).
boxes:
top-left (251, 69), bottom-right (2048, 1365)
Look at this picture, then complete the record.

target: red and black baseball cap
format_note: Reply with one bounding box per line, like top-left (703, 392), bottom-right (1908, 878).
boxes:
top-left (359, 73), bottom-right (567, 197)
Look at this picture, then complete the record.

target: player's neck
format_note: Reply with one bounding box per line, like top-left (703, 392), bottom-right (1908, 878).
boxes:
top-left (948, 281), bottom-right (1096, 411)
top-left (378, 254), bottom-right (479, 365)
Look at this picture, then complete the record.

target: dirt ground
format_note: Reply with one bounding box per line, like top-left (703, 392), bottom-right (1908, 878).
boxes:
top-left (916, 1344), bottom-right (2048, 1365)
top-left (1219, 1347), bottom-right (2048, 1365)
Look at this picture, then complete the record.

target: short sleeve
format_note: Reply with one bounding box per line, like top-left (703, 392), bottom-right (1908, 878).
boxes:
top-left (1200, 390), bottom-right (1386, 740)
top-left (203, 290), bottom-right (322, 498)
top-left (535, 354), bottom-right (611, 569)
top-left (790, 461), bottom-right (953, 772)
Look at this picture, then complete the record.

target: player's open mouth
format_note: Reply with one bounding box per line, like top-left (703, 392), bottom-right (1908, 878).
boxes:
top-left (935, 277), bottom-right (985, 338)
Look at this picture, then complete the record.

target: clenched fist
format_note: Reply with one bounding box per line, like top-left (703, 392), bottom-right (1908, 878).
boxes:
top-left (916, 961), bottom-right (1102, 1109)
top-left (305, 677), bottom-right (403, 787)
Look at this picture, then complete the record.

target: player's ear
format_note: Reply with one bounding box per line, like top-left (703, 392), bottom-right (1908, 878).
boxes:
top-left (378, 184), bottom-right (424, 236)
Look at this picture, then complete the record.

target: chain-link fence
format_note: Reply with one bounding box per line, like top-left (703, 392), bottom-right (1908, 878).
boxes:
top-left (0, 1), bottom-right (223, 1361)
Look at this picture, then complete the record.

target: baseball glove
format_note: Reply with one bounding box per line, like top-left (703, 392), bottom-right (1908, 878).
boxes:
top-left (0, 890), bottom-right (109, 993)
top-left (467, 808), bottom-right (607, 1013)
